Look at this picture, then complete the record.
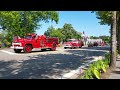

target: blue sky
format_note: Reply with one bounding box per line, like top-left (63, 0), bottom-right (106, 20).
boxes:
top-left (36, 11), bottom-right (110, 37)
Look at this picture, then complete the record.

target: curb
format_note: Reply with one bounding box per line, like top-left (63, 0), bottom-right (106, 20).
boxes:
top-left (58, 56), bottom-right (105, 79)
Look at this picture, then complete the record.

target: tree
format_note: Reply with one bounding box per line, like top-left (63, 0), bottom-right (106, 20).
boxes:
top-left (0, 11), bottom-right (59, 44)
top-left (44, 26), bottom-right (64, 43)
top-left (51, 28), bottom-right (65, 43)
top-left (90, 36), bottom-right (99, 39)
top-left (44, 26), bottom-right (55, 37)
top-left (110, 11), bottom-right (117, 69)
top-left (0, 30), bottom-right (11, 47)
top-left (95, 11), bottom-right (120, 54)
top-left (95, 11), bottom-right (111, 25)
top-left (116, 12), bottom-right (120, 54)
top-left (94, 11), bottom-right (117, 69)
top-left (44, 23), bottom-right (82, 43)
top-left (60, 23), bottom-right (81, 42)
top-left (99, 35), bottom-right (110, 43)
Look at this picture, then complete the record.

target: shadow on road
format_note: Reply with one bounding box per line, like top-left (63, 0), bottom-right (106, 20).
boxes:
top-left (65, 49), bottom-right (107, 57)
top-left (81, 46), bottom-right (110, 51)
top-left (0, 47), bottom-right (109, 79)
top-left (0, 54), bottom-right (93, 79)
top-left (18, 49), bottom-right (59, 54)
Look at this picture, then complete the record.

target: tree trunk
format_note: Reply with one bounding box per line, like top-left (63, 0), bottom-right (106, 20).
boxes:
top-left (110, 11), bottom-right (117, 69)
top-left (118, 27), bottom-right (120, 54)
top-left (117, 14), bottom-right (120, 54)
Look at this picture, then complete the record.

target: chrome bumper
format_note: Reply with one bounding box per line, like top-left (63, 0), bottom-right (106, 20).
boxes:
top-left (10, 46), bottom-right (23, 49)
top-left (63, 45), bottom-right (72, 48)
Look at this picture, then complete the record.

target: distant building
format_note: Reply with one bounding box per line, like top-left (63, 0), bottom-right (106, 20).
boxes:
top-left (87, 39), bottom-right (103, 45)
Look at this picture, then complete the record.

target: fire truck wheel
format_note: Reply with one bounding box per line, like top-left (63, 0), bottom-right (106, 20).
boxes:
top-left (41, 49), bottom-right (46, 51)
top-left (70, 47), bottom-right (73, 49)
top-left (50, 44), bottom-right (56, 51)
top-left (14, 49), bottom-right (22, 53)
top-left (24, 45), bottom-right (32, 53)
top-left (70, 46), bottom-right (74, 49)
top-left (64, 47), bottom-right (67, 49)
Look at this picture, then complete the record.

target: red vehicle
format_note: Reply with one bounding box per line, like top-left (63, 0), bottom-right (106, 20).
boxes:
top-left (100, 41), bottom-right (105, 46)
top-left (10, 33), bottom-right (59, 53)
top-left (63, 39), bottom-right (83, 49)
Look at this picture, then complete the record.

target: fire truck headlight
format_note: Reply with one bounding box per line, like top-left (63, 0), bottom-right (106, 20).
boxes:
top-left (19, 43), bottom-right (22, 46)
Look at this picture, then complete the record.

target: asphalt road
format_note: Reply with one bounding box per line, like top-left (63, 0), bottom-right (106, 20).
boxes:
top-left (0, 46), bottom-right (110, 79)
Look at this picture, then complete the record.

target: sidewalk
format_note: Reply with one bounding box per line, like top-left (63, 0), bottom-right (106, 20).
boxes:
top-left (109, 55), bottom-right (120, 79)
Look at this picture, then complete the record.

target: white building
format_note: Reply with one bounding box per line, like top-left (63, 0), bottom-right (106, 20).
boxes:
top-left (87, 39), bottom-right (103, 45)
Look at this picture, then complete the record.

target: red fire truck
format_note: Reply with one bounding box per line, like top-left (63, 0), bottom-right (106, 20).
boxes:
top-left (10, 33), bottom-right (59, 53)
top-left (63, 39), bottom-right (83, 49)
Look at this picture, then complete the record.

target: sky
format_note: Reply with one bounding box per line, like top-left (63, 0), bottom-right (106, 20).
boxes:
top-left (36, 11), bottom-right (110, 37)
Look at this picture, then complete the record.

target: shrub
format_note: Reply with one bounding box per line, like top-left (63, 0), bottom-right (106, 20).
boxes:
top-left (3, 39), bottom-right (11, 47)
top-left (81, 53), bottom-right (110, 79)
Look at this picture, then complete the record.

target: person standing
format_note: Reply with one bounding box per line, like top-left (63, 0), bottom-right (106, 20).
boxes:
top-left (82, 31), bottom-right (87, 45)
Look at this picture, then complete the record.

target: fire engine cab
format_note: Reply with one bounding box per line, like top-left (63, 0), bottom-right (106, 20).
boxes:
top-left (63, 39), bottom-right (83, 49)
top-left (10, 33), bottom-right (59, 53)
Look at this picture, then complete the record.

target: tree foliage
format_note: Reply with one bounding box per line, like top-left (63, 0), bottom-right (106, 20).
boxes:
top-left (44, 26), bottom-right (64, 43)
top-left (95, 11), bottom-right (120, 52)
top-left (61, 23), bottom-right (81, 42)
top-left (0, 30), bottom-right (11, 47)
top-left (94, 11), bottom-right (117, 68)
top-left (95, 11), bottom-right (112, 25)
top-left (44, 23), bottom-right (82, 43)
top-left (99, 35), bottom-right (110, 43)
top-left (0, 11), bottom-right (59, 44)
top-left (90, 36), bottom-right (99, 39)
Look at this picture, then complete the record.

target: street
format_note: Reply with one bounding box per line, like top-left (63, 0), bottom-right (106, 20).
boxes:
top-left (0, 46), bottom-right (110, 79)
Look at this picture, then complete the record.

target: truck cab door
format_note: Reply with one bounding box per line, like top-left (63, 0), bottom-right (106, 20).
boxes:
top-left (32, 35), bottom-right (39, 48)
top-left (40, 36), bottom-right (46, 48)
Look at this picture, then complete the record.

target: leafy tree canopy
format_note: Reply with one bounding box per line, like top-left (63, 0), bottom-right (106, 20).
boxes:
top-left (0, 11), bottom-right (59, 43)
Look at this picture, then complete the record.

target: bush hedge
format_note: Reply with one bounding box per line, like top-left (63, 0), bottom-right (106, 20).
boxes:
top-left (80, 53), bottom-right (110, 79)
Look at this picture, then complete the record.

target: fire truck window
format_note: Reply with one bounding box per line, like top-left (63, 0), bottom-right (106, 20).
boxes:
top-left (33, 36), bottom-right (36, 39)
top-left (47, 39), bottom-right (52, 43)
top-left (25, 36), bottom-right (32, 39)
